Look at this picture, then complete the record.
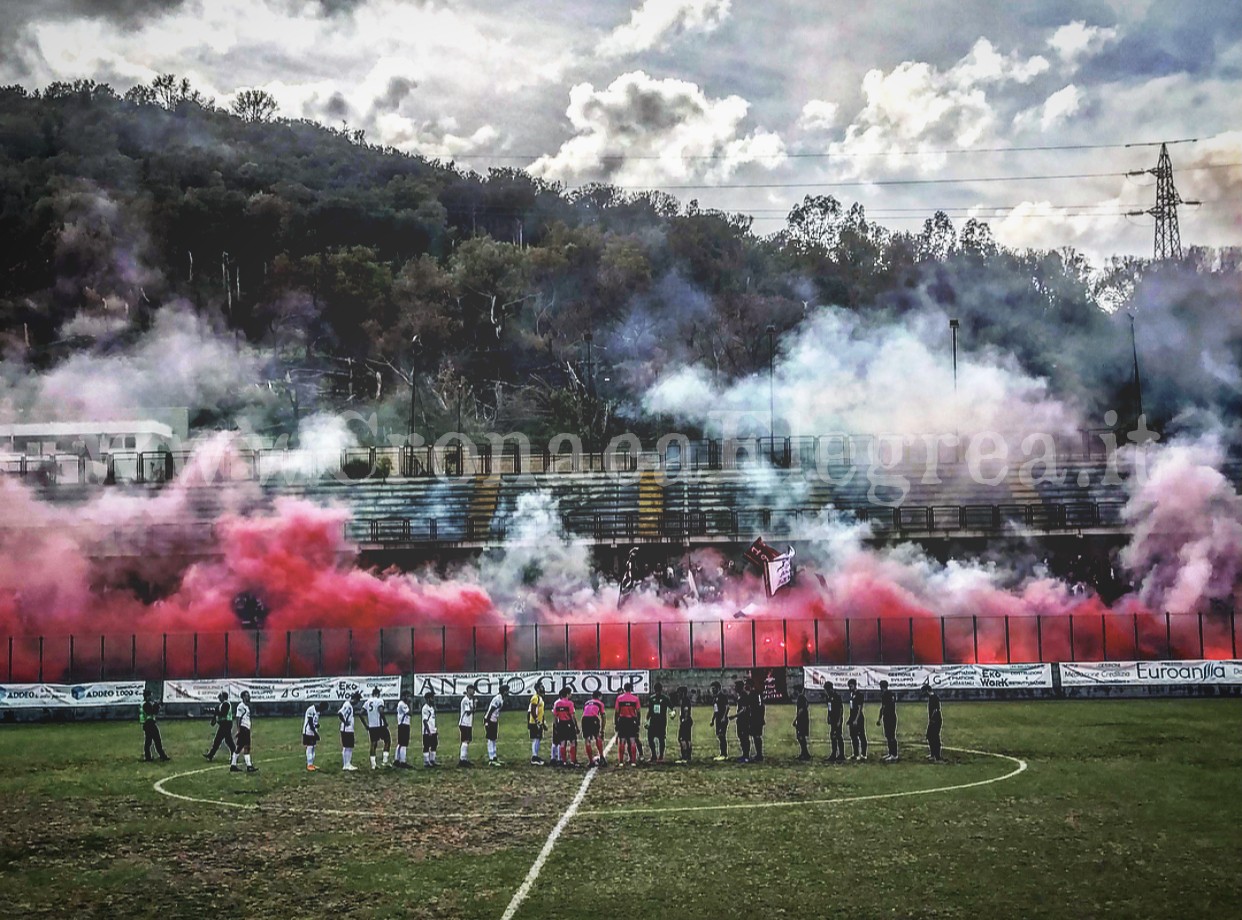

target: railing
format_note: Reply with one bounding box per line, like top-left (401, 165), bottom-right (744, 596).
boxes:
top-left (3, 429), bottom-right (1178, 487)
top-left (4, 611), bottom-right (1236, 682)
top-left (347, 500), bottom-right (1130, 545)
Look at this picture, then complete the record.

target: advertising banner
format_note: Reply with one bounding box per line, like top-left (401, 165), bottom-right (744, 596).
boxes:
top-left (802, 663), bottom-right (1053, 691)
top-left (753, 667), bottom-right (789, 704)
top-left (410, 670), bottom-right (650, 698)
top-left (163, 675), bottom-right (401, 704)
top-left (1059, 660), bottom-right (1242, 686)
top-left (0, 681), bottom-right (146, 709)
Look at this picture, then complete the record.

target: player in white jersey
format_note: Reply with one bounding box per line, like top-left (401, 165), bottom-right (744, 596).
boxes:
top-left (421, 691), bottom-right (439, 768)
top-left (362, 687), bottom-right (391, 769)
top-left (394, 691), bottom-right (413, 768)
top-left (230, 691), bottom-right (258, 773)
top-left (303, 701), bottom-right (328, 771)
top-left (458, 686), bottom-right (477, 767)
top-left (484, 683), bottom-right (508, 766)
top-left (339, 691), bottom-right (360, 771)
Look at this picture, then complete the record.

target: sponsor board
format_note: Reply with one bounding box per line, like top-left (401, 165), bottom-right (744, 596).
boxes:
top-left (410, 670), bottom-right (650, 698)
top-left (753, 667), bottom-right (789, 704)
top-left (1060, 660), bottom-right (1242, 686)
top-left (163, 676), bottom-right (401, 704)
top-left (0, 682), bottom-right (146, 709)
top-left (802, 663), bottom-right (1053, 691)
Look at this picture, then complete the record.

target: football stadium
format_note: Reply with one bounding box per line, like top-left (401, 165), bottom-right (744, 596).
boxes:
top-left (2, 4), bottom-right (1242, 919)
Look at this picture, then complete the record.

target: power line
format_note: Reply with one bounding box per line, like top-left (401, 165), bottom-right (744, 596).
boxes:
top-left (580, 162), bottom-right (1240, 192)
top-left (446, 136), bottom-right (1206, 161)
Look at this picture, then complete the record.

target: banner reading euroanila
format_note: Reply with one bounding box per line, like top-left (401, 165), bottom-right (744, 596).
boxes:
top-left (1060, 660), bottom-right (1242, 686)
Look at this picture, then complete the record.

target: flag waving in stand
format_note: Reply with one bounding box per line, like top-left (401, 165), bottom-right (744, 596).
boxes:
top-left (744, 537), bottom-right (796, 597)
top-left (618, 547), bottom-right (640, 607)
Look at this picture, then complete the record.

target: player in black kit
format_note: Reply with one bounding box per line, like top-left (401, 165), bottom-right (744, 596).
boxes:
top-left (709, 682), bottom-right (730, 761)
top-left (733, 680), bottom-right (751, 763)
top-left (846, 678), bottom-right (867, 761)
top-left (793, 686), bottom-right (811, 760)
top-left (674, 687), bottom-right (694, 764)
top-left (824, 680), bottom-right (845, 763)
top-left (877, 679), bottom-right (899, 762)
top-left (923, 680), bottom-right (944, 762)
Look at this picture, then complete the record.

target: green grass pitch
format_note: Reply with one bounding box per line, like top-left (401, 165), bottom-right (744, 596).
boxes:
top-left (0, 699), bottom-right (1239, 919)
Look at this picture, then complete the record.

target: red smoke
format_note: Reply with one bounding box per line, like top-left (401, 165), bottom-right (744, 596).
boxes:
top-left (1, 439), bottom-right (1238, 682)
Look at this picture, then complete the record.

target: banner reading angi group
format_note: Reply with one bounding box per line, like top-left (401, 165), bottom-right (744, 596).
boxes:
top-left (411, 670), bottom-right (650, 698)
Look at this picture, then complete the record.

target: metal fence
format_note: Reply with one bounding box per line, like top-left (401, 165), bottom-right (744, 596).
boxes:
top-left (4, 611), bottom-right (1237, 682)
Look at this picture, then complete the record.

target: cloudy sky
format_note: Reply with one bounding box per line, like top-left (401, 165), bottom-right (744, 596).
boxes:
top-left (2, 0), bottom-right (1239, 258)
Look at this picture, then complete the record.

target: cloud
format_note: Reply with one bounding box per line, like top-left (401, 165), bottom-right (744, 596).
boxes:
top-left (1013, 84), bottom-right (1081, 132)
top-left (797, 99), bottom-right (839, 133)
top-left (528, 70), bottom-right (784, 186)
top-left (600, 0), bottom-right (731, 58)
top-left (1048, 20), bottom-right (1119, 66)
top-left (983, 199), bottom-right (1126, 255)
top-left (828, 38), bottom-right (1050, 174)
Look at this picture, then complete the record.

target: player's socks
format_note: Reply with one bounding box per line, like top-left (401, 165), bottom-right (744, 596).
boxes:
top-left (244, 754), bottom-right (252, 767)
top-left (306, 746), bottom-right (315, 766)
top-left (230, 752), bottom-right (238, 766)
top-left (383, 751), bottom-right (389, 765)
top-left (370, 755), bottom-right (377, 769)
top-left (460, 742), bottom-right (469, 761)
top-left (488, 740), bottom-right (497, 760)
top-left (570, 743), bottom-right (578, 763)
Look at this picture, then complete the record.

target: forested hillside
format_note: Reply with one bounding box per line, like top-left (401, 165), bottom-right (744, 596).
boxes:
top-left (0, 76), bottom-right (1237, 445)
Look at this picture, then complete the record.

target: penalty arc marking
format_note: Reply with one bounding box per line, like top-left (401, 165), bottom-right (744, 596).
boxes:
top-left (153, 744), bottom-right (1026, 822)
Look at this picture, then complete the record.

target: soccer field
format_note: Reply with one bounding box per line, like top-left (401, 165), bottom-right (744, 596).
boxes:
top-left (0, 699), bottom-right (1238, 919)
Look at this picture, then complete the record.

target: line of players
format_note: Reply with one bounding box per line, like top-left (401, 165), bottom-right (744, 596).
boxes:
top-left (292, 676), bottom-right (945, 773)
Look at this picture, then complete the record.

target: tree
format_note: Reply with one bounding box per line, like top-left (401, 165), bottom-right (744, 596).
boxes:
top-left (231, 88), bottom-right (278, 123)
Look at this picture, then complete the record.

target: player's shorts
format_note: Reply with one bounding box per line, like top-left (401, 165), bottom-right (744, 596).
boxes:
top-left (617, 716), bottom-right (639, 739)
top-left (368, 725), bottom-right (391, 744)
top-left (422, 732), bottom-right (438, 753)
top-left (678, 721), bottom-right (692, 742)
top-left (714, 720), bottom-right (728, 736)
top-left (795, 718), bottom-right (809, 735)
top-left (397, 724), bottom-right (411, 746)
top-left (647, 720), bottom-right (667, 739)
top-left (581, 716), bottom-right (601, 738)
top-left (302, 733), bottom-right (318, 747)
top-left (485, 721), bottom-right (499, 742)
top-left (236, 727), bottom-right (252, 748)
top-left (340, 731), bottom-right (355, 748)
top-left (528, 723), bottom-right (544, 739)
top-left (459, 725), bottom-right (473, 743)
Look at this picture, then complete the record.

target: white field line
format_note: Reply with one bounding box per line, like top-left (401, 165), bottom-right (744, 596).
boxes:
top-left (153, 744), bottom-right (1026, 825)
top-left (577, 745), bottom-right (1027, 817)
top-left (499, 735), bottom-right (618, 920)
